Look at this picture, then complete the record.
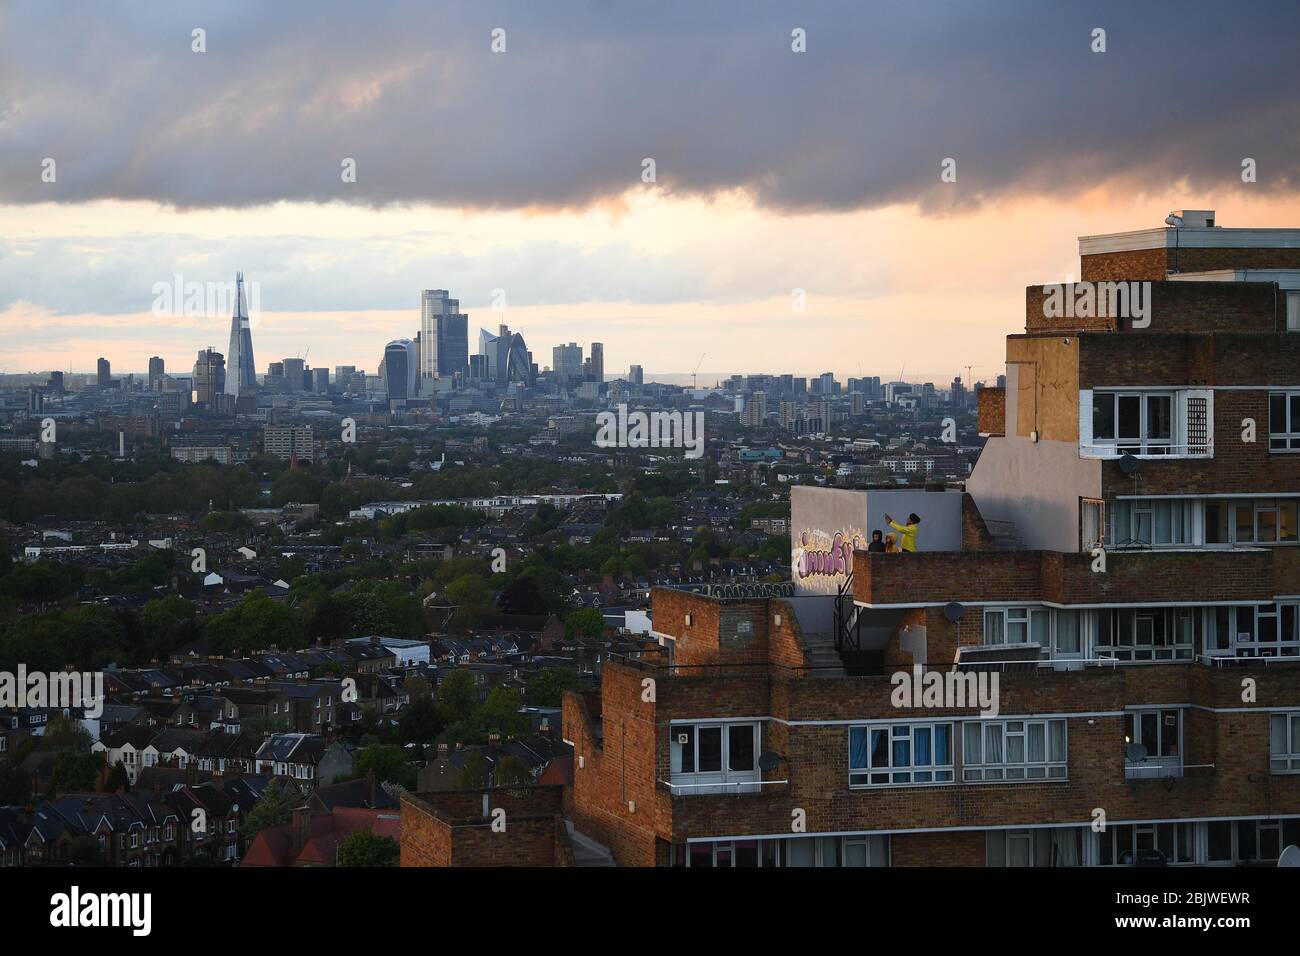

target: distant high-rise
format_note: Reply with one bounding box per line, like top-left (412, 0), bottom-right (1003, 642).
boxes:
top-left (311, 367), bottom-right (330, 393)
top-left (96, 357), bottom-right (111, 386)
top-left (192, 348), bottom-right (225, 407)
top-left (420, 289), bottom-right (470, 383)
top-left (590, 342), bottom-right (604, 384)
top-left (47, 370), bottom-right (64, 394)
top-left (553, 342), bottom-right (583, 383)
top-left (480, 325), bottom-right (534, 386)
top-left (148, 356), bottom-right (165, 391)
top-left (224, 273), bottom-right (256, 397)
top-left (281, 357), bottom-right (305, 392)
top-left (629, 364), bottom-right (644, 386)
top-left (383, 339), bottom-right (418, 399)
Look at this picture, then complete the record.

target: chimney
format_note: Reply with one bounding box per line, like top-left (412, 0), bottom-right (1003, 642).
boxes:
top-left (437, 742), bottom-right (448, 757)
top-left (290, 805), bottom-right (311, 857)
top-left (488, 732), bottom-right (501, 746)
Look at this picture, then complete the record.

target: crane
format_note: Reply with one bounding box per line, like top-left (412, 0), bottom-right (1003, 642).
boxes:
top-left (692, 353), bottom-right (706, 390)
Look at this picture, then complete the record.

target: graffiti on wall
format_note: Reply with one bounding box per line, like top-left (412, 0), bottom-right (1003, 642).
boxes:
top-left (792, 528), bottom-right (864, 593)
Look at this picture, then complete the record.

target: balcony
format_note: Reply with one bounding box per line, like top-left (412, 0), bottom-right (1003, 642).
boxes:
top-left (853, 548), bottom-right (1275, 608)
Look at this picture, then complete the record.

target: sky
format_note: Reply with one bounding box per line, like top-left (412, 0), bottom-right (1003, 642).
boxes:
top-left (3, 1), bottom-right (1300, 384)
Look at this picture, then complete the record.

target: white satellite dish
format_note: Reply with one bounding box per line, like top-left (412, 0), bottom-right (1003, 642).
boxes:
top-left (1279, 844), bottom-right (1300, 868)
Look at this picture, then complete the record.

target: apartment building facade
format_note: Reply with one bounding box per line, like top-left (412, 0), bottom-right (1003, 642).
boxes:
top-left (559, 212), bottom-right (1300, 867)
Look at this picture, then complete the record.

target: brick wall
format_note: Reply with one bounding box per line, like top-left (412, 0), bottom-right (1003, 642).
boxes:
top-left (977, 387), bottom-right (1005, 436)
top-left (1030, 281), bottom-right (1278, 335)
top-left (1083, 247), bottom-right (1300, 281)
top-left (399, 786), bottom-right (571, 867)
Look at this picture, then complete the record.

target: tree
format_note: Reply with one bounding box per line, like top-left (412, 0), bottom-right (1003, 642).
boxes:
top-left (68, 835), bottom-right (108, 865)
top-left (336, 830), bottom-right (399, 867)
top-left (479, 686), bottom-right (528, 737)
top-left (436, 669), bottom-right (477, 725)
top-left (104, 761), bottom-right (129, 793)
top-left (397, 695), bottom-right (441, 745)
top-left (457, 750), bottom-right (490, 789)
top-left (526, 667), bottom-right (579, 707)
top-left (354, 744), bottom-right (416, 791)
top-left (494, 755), bottom-right (532, 787)
top-left (565, 607), bottom-right (606, 642)
top-left (239, 777), bottom-right (301, 842)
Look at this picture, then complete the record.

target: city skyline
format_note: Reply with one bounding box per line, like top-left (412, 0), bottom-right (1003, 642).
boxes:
top-left (8, 4), bottom-right (1300, 380)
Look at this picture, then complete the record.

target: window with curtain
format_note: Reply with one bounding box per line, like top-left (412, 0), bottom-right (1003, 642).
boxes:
top-left (849, 722), bottom-right (953, 786)
top-left (963, 718), bottom-right (1067, 781)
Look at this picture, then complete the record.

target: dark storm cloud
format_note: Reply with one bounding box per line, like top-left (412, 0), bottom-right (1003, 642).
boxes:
top-left (2, 0), bottom-right (1299, 212)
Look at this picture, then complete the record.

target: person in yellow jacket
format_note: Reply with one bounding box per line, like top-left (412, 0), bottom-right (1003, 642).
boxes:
top-left (883, 512), bottom-right (921, 552)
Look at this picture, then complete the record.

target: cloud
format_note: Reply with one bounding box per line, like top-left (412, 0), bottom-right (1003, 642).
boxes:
top-left (4, 0), bottom-right (1299, 213)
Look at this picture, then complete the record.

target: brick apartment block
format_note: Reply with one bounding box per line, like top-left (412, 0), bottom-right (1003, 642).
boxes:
top-left (401, 210), bottom-right (1300, 867)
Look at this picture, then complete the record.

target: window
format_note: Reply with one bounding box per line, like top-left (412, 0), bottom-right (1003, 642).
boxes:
top-left (1270, 712), bottom-right (1300, 772)
top-left (1270, 391), bottom-right (1300, 451)
top-left (849, 722), bottom-right (953, 786)
top-left (1288, 292), bottom-right (1300, 332)
top-left (1125, 709), bottom-right (1183, 778)
top-left (1092, 391), bottom-right (1174, 454)
top-left (963, 719), bottom-right (1066, 781)
top-left (1081, 498), bottom-right (1105, 551)
top-left (673, 835), bottom-right (888, 867)
top-left (983, 607), bottom-right (1049, 647)
top-left (1096, 608), bottom-right (1195, 661)
top-left (1110, 499), bottom-right (1193, 548)
top-left (670, 721), bottom-right (761, 794)
top-left (1099, 822), bottom-right (1194, 865)
top-left (987, 828), bottom-right (1082, 867)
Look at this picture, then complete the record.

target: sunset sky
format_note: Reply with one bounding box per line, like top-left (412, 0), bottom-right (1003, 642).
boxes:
top-left (3, 1), bottom-right (1300, 383)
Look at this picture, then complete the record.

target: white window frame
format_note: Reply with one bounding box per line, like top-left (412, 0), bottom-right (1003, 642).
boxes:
top-left (849, 722), bottom-right (954, 787)
top-left (1125, 708), bottom-right (1184, 779)
top-left (1269, 712), bottom-right (1300, 773)
top-left (962, 718), bottom-right (1067, 782)
top-left (670, 721), bottom-right (761, 795)
top-left (1270, 390), bottom-right (1300, 452)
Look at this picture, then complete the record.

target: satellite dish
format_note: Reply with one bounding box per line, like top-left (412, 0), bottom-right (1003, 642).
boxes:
top-left (1118, 454), bottom-right (1142, 476)
top-left (757, 751), bottom-right (783, 773)
top-left (1125, 742), bottom-right (1149, 763)
top-left (1279, 845), bottom-right (1300, 868)
top-left (943, 602), bottom-right (965, 622)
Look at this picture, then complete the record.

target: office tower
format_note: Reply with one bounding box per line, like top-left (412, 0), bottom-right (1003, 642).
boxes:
top-left (281, 358), bottom-right (305, 392)
top-left (312, 367), bottom-right (330, 393)
top-left (997, 374), bottom-right (1007, 389)
top-left (629, 364), bottom-right (644, 385)
top-left (224, 273), bottom-right (256, 397)
top-left (480, 325), bottom-right (534, 386)
top-left (192, 348), bottom-right (225, 407)
top-left (792, 377), bottom-right (807, 395)
top-left (383, 339), bottom-right (418, 399)
top-left (553, 342), bottom-right (583, 384)
top-left (420, 289), bottom-right (470, 382)
top-left (951, 376), bottom-right (967, 407)
top-left (819, 371), bottom-right (836, 395)
top-left (97, 357), bottom-right (111, 386)
top-left (148, 356), bottom-right (165, 391)
top-left (48, 370), bottom-right (64, 394)
top-left (590, 342), bottom-right (604, 384)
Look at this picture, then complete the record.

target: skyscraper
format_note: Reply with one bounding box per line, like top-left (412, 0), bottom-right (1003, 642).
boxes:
top-left (420, 289), bottom-right (470, 384)
top-left (553, 343), bottom-right (583, 383)
top-left (192, 348), bottom-right (225, 407)
top-left (590, 342), bottom-right (604, 384)
top-left (96, 357), bottom-right (111, 386)
top-left (383, 339), bottom-right (418, 399)
top-left (629, 364), bottom-right (644, 385)
top-left (148, 356), bottom-right (165, 391)
top-left (224, 273), bottom-right (256, 397)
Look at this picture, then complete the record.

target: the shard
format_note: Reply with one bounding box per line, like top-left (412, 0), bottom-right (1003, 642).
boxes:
top-left (224, 272), bottom-right (256, 396)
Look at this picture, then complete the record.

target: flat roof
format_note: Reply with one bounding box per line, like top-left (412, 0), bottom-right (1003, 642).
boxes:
top-left (1079, 227), bottom-right (1300, 256)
